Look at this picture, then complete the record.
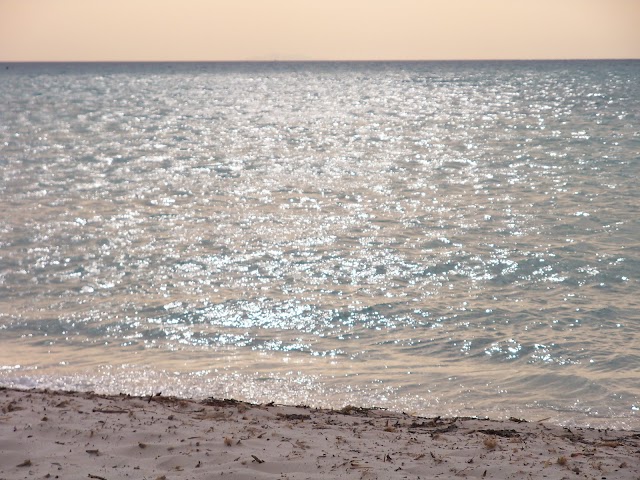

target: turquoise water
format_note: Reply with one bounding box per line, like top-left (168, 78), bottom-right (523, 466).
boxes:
top-left (1, 61), bottom-right (639, 427)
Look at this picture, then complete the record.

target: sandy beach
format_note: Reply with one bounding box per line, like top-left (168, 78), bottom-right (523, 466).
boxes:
top-left (0, 387), bottom-right (638, 479)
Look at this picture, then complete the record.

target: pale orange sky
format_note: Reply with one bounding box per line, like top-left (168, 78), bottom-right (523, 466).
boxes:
top-left (1, 0), bottom-right (639, 61)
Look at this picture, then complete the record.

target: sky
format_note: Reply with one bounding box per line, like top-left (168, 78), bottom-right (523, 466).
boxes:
top-left (1, 0), bottom-right (639, 62)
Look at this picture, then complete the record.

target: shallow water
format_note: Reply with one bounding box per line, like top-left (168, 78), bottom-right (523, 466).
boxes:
top-left (1, 61), bottom-right (639, 427)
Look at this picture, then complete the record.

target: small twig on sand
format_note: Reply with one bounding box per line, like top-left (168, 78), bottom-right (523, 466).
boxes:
top-left (92, 408), bottom-right (129, 414)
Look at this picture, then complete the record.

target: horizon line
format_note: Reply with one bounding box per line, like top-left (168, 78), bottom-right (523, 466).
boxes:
top-left (2, 57), bottom-right (640, 64)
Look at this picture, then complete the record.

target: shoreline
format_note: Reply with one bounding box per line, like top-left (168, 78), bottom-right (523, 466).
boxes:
top-left (1, 387), bottom-right (638, 479)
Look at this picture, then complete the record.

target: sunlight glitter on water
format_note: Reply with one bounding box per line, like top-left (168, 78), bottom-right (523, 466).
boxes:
top-left (1, 61), bottom-right (639, 427)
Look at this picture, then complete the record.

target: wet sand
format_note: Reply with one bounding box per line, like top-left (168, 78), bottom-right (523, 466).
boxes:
top-left (0, 387), bottom-right (638, 479)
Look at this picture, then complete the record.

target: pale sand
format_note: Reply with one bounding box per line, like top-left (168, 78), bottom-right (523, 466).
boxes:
top-left (0, 387), bottom-right (638, 479)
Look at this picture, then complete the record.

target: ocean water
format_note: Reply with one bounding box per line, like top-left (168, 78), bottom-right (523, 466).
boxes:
top-left (1, 61), bottom-right (639, 428)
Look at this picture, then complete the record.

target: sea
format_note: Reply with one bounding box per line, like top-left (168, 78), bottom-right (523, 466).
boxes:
top-left (1, 61), bottom-right (639, 428)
